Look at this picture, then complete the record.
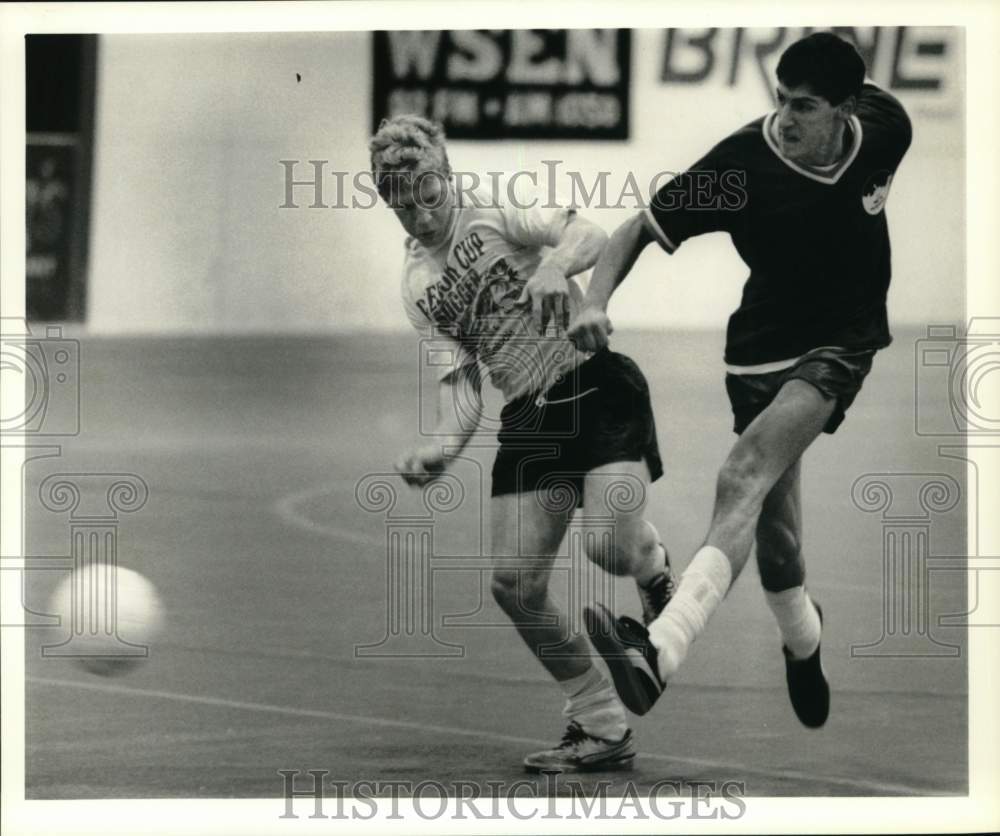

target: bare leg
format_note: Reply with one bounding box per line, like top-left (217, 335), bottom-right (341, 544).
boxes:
top-left (755, 458), bottom-right (823, 661)
top-left (489, 491), bottom-right (590, 682)
top-left (648, 380), bottom-right (835, 678)
top-left (491, 490), bottom-right (629, 752)
top-left (756, 460), bottom-right (805, 592)
top-left (705, 380), bottom-right (834, 579)
top-left (580, 459), bottom-right (661, 581)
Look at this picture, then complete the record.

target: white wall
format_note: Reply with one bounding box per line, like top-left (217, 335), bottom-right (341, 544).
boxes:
top-left (88, 28), bottom-right (964, 333)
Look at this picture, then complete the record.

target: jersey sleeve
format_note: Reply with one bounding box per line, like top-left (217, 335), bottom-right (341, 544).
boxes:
top-left (400, 263), bottom-right (478, 383)
top-left (856, 82), bottom-right (913, 169)
top-left (644, 138), bottom-right (743, 253)
top-left (498, 175), bottom-right (576, 249)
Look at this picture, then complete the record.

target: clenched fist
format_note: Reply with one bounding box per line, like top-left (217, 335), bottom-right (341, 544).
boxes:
top-left (567, 306), bottom-right (614, 352)
top-left (394, 445), bottom-right (448, 488)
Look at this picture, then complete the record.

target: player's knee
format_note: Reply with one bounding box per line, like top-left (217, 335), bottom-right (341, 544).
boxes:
top-left (490, 570), bottom-right (547, 612)
top-left (580, 525), bottom-right (647, 576)
top-left (490, 572), bottom-right (517, 610)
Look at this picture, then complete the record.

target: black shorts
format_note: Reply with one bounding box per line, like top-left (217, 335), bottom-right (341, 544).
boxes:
top-left (491, 350), bottom-right (663, 506)
top-left (725, 346), bottom-right (876, 435)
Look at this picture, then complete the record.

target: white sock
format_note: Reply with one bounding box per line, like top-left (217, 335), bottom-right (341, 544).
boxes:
top-left (559, 666), bottom-right (628, 741)
top-left (558, 665), bottom-right (603, 699)
top-left (764, 586), bottom-right (821, 660)
top-left (648, 546), bottom-right (732, 681)
top-left (633, 522), bottom-right (666, 588)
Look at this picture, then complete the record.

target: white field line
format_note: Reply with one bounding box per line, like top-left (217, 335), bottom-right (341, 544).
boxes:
top-left (28, 675), bottom-right (935, 796)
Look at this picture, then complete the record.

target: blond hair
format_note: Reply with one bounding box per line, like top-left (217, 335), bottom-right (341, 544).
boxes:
top-left (369, 114), bottom-right (450, 199)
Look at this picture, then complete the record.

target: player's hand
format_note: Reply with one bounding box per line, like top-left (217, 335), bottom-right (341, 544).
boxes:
top-left (567, 306), bottom-right (614, 352)
top-left (517, 266), bottom-right (570, 334)
top-left (394, 445), bottom-right (448, 488)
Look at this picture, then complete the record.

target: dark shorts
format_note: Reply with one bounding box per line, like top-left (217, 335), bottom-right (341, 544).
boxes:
top-left (725, 346), bottom-right (876, 435)
top-left (491, 350), bottom-right (663, 506)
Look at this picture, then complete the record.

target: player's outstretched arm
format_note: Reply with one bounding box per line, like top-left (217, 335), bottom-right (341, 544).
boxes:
top-left (520, 215), bottom-right (608, 334)
top-left (395, 363), bottom-right (483, 488)
top-left (567, 213), bottom-right (654, 352)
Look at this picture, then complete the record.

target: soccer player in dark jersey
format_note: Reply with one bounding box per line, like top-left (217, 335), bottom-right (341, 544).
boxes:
top-left (567, 32), bottom-right (912, 727)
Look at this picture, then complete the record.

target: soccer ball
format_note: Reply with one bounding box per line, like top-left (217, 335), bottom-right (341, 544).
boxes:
top-left (48, 564), bottom-right (165, 677)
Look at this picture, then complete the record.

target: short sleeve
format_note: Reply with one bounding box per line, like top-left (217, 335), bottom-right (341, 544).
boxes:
top-left (644, 140), bottom-right (743, 253)
top-left (498, 175), bottom-right (575, 249)
top-left (856, 82), bottom-right (913, 169)
top-left (401, 264), bottom-right (478, 383)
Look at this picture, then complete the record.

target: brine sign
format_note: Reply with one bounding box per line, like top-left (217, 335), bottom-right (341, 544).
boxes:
top-left (372, 30), bottom-right (631, 140)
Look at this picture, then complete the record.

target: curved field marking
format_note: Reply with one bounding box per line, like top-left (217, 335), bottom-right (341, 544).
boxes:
top-left (273, 482), bottom-right (383, 546)
top-left (28, 675), bottom-right (933, 796)
top-left (272, 484), bottom-right (886, 596)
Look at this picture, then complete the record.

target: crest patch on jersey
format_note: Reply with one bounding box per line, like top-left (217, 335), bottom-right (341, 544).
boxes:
top-left (862, 170), bottom-right (894, 215)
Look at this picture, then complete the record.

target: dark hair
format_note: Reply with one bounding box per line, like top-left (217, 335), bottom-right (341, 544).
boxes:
top-left (776, 32), bottom-right (866, 105)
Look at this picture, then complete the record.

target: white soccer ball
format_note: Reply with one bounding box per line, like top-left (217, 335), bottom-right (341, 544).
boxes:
top-left (48, 564), bottom-right (165, 677)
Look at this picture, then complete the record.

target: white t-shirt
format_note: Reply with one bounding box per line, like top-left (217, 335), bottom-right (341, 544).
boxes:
top-left (401, 176), bottom-right (589, 402)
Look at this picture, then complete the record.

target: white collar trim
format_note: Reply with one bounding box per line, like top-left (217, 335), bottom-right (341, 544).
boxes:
top-left (762, 112), bottom-right (863, 184)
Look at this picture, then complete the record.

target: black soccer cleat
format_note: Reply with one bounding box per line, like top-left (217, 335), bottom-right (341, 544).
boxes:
top-left (783, 601), bottom-right (830, 728)
top-left (584, 603), bottom-right (665, 716)
top-left (637, 543), bottom-right (677, 626)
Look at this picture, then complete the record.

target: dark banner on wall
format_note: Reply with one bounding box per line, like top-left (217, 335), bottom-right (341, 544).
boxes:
top-left (26, 34), bottom-right (96, 322)
top-left (26, 141), bottom-right (77, 321)
top-left (372, 30), bottom-right (631, 140)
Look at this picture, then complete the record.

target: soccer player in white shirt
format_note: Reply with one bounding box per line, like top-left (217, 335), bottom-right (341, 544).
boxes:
top-left (371, 115), bottom-right (675, 771)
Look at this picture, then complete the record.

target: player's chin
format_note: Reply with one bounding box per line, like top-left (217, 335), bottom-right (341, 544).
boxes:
top-left (781, 140), bottom-right (804, 159)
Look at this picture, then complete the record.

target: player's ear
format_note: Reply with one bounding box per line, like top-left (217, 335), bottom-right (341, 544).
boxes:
top-left (837, 94), bottom-right (857, 119)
